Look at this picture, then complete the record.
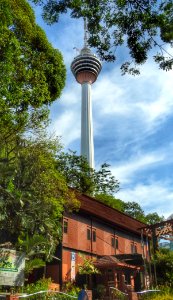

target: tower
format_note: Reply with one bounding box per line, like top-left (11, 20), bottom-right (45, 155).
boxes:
top-left (71, 19), bottom-right (102, 169)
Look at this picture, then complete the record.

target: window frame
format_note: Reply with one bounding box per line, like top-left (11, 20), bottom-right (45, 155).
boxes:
top-left (111, 236), bottom-right (118, 249)
top-left (87, 228), bottom-right (91, 240)
top-left (92, 229), bottom-right (96, 242)
top-left (63, 218), bottom-right (68, 234)
top-left (131, 242), bottom-right (137, 254)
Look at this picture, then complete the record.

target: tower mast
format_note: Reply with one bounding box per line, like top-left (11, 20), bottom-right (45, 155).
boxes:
top-left (71, 19), bottom-right (102, 169)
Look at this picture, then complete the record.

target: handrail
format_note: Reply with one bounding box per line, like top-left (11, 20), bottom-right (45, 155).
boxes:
top-left (109, 286), bottom-right (128, 296)
top-left (137, 289), bottom-right (160, 294)
top-left (17, 290), bottom-right (77, 299)
top-left (0, 291), bottom-right (77, 299)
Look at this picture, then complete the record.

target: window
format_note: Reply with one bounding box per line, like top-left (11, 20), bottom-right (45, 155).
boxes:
top-left (92, 230), bottom-right (96, 242)
top-left (87, 228), bottom-right (96, 241)
top-left (111, 236), bottom-right (118, 249)
top-left (131, 243), bottom-right (134, 253)
top-left (134, 244), bottom-right (137, 253)
top-left (115, 238), bottom-right (118, 249)
top-left (87, 228), bottom-right (91, 240)
top-left (63, 219), bottom-right (68, 234)
top-left (131, 242), bottom-right (137, 253)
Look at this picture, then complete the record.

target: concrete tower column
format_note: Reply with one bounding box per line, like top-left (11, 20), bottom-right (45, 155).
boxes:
top-left (81, 82), bottom-right (94, 168)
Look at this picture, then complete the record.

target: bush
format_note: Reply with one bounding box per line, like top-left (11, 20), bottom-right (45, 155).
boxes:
top-left (62, 281), bottom-right (80, 296)
top-left (138, 286), bottom-right (173, 300)
top-left (93, 284), bottom-right (106, 300)
top-left (23, 277), bottom-right (52, 294)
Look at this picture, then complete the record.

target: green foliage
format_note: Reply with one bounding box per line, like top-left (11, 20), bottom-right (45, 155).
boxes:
top-left (24, 257), bottom-right (46, 277)
top-left (145, 213), bottom-right (164, 225)
top-left (120, 202), bottom-right (164, 224)
top-left (62, 281), bottom-right (80, 296)
top-left (78, 255), bottom-right (100, 275)
top-left (95, 193), bottom-right (124, 211)
top-left (32, 0), bottom-right (173, 74)
top-left (0, 133), bottom-right (79, 274)
top-left (138, 287), bottom-right (173, 300)
top-left (122, 201), bottom-right (146, 222)
top-left (56, 151), bottom-right (120, 196)
top-left (110, 288), bottom-right (128, 300)
top-left (0, 0), bottom-right (67, 282)
top-left (17, 234), bottom-right (48, 275)
top-left (19, 278), bottom-right (79, 299)
top-left (152, 248), bottom-right (173, 287)
top-left (22, 277), bottom-right (51, 294)
top-left (151, 296), bottom-right (173, 300)
top-left (0, 0), bottom-right (66, 135)
top-left (93, 284), bottom-right (106, 300)
top-left (94, 195), bottom-right (164, 224)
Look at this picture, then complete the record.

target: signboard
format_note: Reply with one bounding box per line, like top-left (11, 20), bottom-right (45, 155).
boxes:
top-left (155, 223), bottom-right (173, 237)
top-left (0, 249), bottom-right (25, 286)
top-left (71, 252), bottom-right (76, 281)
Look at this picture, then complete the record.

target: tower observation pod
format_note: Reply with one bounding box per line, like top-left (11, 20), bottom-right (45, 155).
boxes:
top-left (71, 19), bottom-right (102, 169)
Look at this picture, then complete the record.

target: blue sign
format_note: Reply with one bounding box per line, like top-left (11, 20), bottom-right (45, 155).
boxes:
top-left (71, 252), bottom-right (76, 261)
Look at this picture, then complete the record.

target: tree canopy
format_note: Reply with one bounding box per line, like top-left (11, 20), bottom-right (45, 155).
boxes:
top-left (0, 133), bottom-right (79, 274)
top-left (56, 151), bottom-right (120, 196)
top-left (153, 248), bottom-right (173, 287)
top-left (0, 0), bottom-right (68, 274)
top-left (0, 0), bottom-right (66, 135)
top-left (55, 151), bottom-right (165, 225)
top-left (32, 0), bottom-right (173, 74)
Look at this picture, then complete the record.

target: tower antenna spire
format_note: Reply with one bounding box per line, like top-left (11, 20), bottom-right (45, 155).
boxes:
top-left (84, 18), bottom-right (88, 48)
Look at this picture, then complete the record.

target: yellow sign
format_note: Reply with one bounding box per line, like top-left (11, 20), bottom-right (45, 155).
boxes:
top-left (155, 223), bottom-right (172, 237)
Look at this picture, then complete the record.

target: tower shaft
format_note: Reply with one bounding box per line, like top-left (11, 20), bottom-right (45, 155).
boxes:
top-left (81, 82), bottom-right (94, 169)
top-left (71, 19), bottom-right (101, 168)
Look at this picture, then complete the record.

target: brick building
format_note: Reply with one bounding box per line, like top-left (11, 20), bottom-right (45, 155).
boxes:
top-left (45, 193), bottom-right (150, 295)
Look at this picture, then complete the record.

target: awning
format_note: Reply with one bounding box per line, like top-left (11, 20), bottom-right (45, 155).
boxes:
top-left (93, 256), bottom-right (141, 270)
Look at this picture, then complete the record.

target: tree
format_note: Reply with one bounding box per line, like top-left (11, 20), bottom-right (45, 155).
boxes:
top-left (145, 212), bottom-right (164, 225)
top-left (32, 0), bottom-right (173, 74)
top-left (122, 201), bottom-right (146, 222)
top-left (0, 0), bottom-right (67, 276)
top-left (95, 193), bottom-right (124, 211)
top-left (56, 151), bottom-right (165, 225)
top-left (0, 0), bottom-right (66, 135)
top-left (56, 151), bottom-right (120, 196)
top-left (122, 202), bottom-right (165, 224)
top-left (78, 254), bottom-right (100, 275)
top-left (0, 134), bottom-right (79, 275)
top-left (153, 248), bottom-right (173, 287)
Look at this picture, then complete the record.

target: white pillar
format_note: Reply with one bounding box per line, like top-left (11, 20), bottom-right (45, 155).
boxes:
top-left (81, 82), bottom-right (94, 169)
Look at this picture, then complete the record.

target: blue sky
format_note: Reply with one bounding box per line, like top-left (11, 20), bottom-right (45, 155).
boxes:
top-left (34, 6), bottom-right (173, 219)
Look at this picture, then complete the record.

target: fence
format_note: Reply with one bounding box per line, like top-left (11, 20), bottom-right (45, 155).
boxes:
top-left (0, 291), bottom-right (77, 300)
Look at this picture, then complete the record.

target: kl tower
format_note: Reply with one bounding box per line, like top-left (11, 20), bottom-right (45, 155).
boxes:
top-left (71, 19), bottom-right (102, 169)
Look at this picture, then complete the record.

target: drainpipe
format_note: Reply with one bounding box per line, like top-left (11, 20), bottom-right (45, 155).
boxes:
top-left (91, 218), bottom-right (93, 256)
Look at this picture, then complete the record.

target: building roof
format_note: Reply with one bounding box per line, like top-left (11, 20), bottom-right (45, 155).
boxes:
top-left (77, 193), bottom-right (147, 237)
top-left (93, 255), bottom-right (140, 270)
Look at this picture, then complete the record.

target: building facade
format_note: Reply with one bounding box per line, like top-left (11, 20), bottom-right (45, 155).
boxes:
top-left (60, 194), bottom-right (149, 294)
top-left (33, 193), bottom-right (150, 298)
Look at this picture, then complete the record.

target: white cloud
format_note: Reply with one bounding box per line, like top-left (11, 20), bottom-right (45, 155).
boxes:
top-left (110, 140), bottom-right (173, 183)
top-left (93, 62), bottom-right (173, 124)
top-left (136, 69), bottom-right (173, 125)
top-left (50, 109), bottom-right (80, 146)
top-left (48, 18), bottom-right (84, 67)
top-left (111, 152), bottom-right (165, 184)
top-left (117, 181), bottom-right (173, 219)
